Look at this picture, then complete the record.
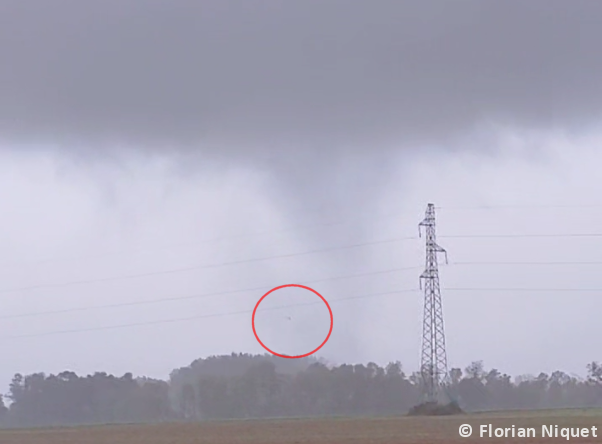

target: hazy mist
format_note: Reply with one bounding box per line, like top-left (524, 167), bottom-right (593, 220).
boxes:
top-left (0, 0), bottom-right (602, 394)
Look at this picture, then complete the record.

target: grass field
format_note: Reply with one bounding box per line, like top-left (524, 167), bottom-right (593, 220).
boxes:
top-left (1, 410), bottom-right (602, 443)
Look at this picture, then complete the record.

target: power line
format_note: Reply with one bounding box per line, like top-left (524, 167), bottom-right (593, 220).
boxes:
top-left (0, 288), bottom-right (420, 341)
top-left (452, 261), bottom-right (602, 266)
top-left (439, 233), bottom-right (602, 239)
top-left (0, 209), bottom-right (410, 270)
top-left (0, 265), bottom-right (422, 321)
top-left (2, 285), bottom-right (601, 341)
top-left (2, 206), bottom-right (602, 272)
top-left (0, 236), bottom-right (416, 295)
top-left (437, 204), bottom-right (602, 210)
top-left (5, 201), bottom-right (602, 270)
top-left (4, 247), bottom-right (602, 297)
top-left (445, 287), bottom-right (602, 292)
top-left (2, 260), bottom-right (600, 320)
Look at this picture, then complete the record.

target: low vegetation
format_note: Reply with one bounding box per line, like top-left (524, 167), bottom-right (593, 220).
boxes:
top-left (407, 401), bottom-right (464, 416)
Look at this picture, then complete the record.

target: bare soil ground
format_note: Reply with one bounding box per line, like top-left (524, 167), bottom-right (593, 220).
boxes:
top-left (1, 410), bottom-right (601, 443)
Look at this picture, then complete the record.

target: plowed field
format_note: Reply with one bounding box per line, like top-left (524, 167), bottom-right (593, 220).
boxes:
top-left (1, 410), bottom-right (601, 443)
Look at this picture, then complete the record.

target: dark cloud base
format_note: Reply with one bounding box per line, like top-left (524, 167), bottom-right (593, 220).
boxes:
top-left (0, 0), bottom-right (601, 152)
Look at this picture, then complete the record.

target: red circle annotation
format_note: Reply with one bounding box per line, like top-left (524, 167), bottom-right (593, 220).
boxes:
top-left (251, 284), bottom-right (333, 359)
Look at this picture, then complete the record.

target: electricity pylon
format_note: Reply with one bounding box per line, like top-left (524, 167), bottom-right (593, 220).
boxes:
top-left (418, 203), bottom-right (449, 404)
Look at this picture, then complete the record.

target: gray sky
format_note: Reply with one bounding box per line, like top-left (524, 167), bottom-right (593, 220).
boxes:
top-left (1, 1), bottom-right (602, 387)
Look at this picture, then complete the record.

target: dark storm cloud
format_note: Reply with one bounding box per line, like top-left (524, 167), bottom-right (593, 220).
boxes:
top-left (1, 0), bottom-right (601, 151)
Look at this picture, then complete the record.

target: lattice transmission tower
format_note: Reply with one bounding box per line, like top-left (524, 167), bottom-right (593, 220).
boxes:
top-left (418, 203), bottom-right (449, 404)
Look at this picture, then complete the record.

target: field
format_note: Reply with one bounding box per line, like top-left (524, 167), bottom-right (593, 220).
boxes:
top-left (1, 410), bottom-right (602, 443)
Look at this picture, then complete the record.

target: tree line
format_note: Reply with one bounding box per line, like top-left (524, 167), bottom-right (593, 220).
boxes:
top-left (1, 353), bottom-right (602, 427)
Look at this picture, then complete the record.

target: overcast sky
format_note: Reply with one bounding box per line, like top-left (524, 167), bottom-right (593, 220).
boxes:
top-left (1, 1), bottom-right (602, 388)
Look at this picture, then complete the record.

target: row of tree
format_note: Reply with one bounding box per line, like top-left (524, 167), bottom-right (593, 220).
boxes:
top-left (1, 354), bottom-right (602, 427)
